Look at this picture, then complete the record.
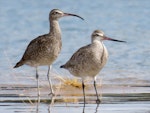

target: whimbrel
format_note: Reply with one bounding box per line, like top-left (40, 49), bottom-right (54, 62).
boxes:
top-left (60, 30), bottom-right (126, 104)
top-left (14, 9), bottom-right (84, 99)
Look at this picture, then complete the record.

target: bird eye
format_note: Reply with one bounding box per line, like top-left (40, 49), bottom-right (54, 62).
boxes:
top-left (53, 12), bottom-right (58, 15)
top-left (94, 34), bottom-right (99, 36)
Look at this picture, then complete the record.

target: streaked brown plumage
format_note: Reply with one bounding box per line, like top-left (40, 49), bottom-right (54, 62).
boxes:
top-left (60, 30), bottom-right (126, 104)
top-left (15, 33), bottom-right (61, 67)
top-left (14, 9), bottom-right (84, 100)
top-left (61, 30), bottom-right (108, 79)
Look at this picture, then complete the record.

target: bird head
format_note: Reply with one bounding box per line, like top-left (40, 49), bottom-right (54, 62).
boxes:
top-left (49, 9), bottom-right (84, 20)
top-left (92, 30), bottom-right (126, 43)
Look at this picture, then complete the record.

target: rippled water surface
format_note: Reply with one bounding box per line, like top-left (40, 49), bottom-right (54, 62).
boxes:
top-left (0, 0), bottom-right (150, 113)
top-left (0, 0), bottom-right (150, 85)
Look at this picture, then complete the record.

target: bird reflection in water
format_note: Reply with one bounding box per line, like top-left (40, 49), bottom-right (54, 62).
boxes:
top-left (36, 95), bottom-right (54, 113)
top-left (36, 96), bottom-right (100, 113)
top-left (82, 103), bottom-right (100, 113)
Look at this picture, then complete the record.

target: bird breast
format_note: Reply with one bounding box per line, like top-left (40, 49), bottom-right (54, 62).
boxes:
top-left (42, 38), bottom-right (62, 63)
top-left (65, 41), bottom-right (108, 78)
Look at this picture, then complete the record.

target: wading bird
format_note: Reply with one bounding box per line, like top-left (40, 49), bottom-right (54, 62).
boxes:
top-left (14, 9), bottom-right (84, 100)
top-left (60, 30), bottom-right (126, 104)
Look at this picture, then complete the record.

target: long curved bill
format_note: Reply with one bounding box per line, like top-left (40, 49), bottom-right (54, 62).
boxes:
top-left (63, 13), bottom-right (84, 20)
top-left (104, 36), bottom-right (126, 43)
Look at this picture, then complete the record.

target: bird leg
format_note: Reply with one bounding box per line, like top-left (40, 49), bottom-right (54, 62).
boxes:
top-left (36, 67), bottom-right (40, 103)
top-left (47, 65), bottom-right (54, 96)
top-left (95, 103), bottom-right (100, 113)
top-left (82, 79), bottom-right (86, 108)
top-left (93, 78), bottom-right (101, 104)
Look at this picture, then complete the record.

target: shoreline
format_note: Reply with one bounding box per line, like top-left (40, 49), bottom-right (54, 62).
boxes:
top-left (0, 83), bottom-right (150, 104)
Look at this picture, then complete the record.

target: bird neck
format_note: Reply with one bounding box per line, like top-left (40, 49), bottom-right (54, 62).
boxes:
top-left (92, 37), bottom-right (102, 44)
top-left (49, 20), bottom-right (61, 38)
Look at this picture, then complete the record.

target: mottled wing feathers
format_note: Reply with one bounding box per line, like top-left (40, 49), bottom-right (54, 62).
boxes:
top-left (21, 34), bottom-right (51, 61)
top-left (63, 44), bottom-right (92, 68)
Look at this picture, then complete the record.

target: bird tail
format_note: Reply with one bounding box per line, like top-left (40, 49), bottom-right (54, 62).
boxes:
top-left (14, 60), bottom-right (24, 68)
top-left (60, 65), bottom-right (65, 68)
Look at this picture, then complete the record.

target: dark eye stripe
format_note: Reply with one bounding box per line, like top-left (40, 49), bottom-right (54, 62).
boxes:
top-left (53, 12), bottom-right (59, 15)
top-left (94, 34), bottom-right (99, 36)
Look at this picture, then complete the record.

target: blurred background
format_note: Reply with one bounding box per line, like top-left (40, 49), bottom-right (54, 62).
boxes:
top-left (0, 0), bottom-right (150, 85)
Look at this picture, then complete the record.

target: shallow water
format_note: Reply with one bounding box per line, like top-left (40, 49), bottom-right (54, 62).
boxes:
top-left (0, 83), bottom-right (150, 113)
top-left (0, 0), bottom-right (150, 85)
top-left (1, 102), bottom-right (150, 113)
top-left (0, 0), bottom-right (150, 113)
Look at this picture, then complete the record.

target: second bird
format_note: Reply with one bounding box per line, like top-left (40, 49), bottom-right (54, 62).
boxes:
top-left (14, 9), bottom-right (84, 100)
top-left (60, 30), bottom-right (126, 104)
